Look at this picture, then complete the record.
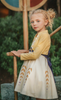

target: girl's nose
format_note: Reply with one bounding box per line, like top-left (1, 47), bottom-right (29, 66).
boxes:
top-left (33, 21), bottom-right (37, 26)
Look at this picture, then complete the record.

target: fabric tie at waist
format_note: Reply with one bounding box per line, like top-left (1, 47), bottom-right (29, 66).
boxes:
top-left (29, 48), bottom-right (52, 73)
top-left (42, 51), bottom-right (56, 82)
top-left (29, 48), bottom-right (52, 70)
top-left (42, 51), bottom-right (52, 71)
top-left (29, 49), bottom-right (55, 81)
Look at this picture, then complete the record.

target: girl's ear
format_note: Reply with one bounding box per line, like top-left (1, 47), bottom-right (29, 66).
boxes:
top-left (45, 20), bottom-right (48, 26)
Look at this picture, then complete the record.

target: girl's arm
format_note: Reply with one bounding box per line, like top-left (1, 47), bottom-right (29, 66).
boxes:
top-left (20, 33), bottom-right (51, 60)
top-left (17, 50), bottom-right (29, 53)
top-left (11, 50), bottom-right (29, 57)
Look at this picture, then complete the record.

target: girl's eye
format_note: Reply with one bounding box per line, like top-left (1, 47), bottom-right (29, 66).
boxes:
top-left (37, 20), bottom-right (40, 22)
top-left (31, 21), bottom-right (34, 23)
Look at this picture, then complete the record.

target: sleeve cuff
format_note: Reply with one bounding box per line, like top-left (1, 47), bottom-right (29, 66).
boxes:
top-left (20, 53), bottom-right (23, 60)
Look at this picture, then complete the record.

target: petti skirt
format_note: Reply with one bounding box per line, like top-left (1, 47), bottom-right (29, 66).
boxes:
top-left (15, 55), bottom-right (58, 99)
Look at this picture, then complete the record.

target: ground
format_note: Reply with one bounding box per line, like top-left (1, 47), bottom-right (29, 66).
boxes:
top-left (0, 67), bottom-right (14, 84)
top-left (0, 67), bottom-right (14, 98)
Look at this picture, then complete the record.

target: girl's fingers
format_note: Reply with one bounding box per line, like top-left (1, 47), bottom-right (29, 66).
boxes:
top-left (11, 51), bottom-right (17, 56)
top-left (11, 51), bottom-right (21, 57)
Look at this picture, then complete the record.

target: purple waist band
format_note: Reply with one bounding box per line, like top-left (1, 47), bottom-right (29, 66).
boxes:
top-left (29, 49), bottom-right (55, 81)
top-left (42, 51), bottom-right (52, 71)
top-left (29, 48), bottom-right (52, 73)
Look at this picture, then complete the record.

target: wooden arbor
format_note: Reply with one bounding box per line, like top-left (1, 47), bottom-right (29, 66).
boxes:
top-left (57, 0), bottom-right (61, 16)
top-left (1, 0), bottom-right (47, 50)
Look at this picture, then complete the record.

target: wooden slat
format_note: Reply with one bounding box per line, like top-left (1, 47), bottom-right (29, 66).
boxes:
top-left (57, 0), bottom-right (60, 16)
top-left (13, 56), bottom-right (18, 100)
top-left (1, 0), bottom-right (22, 11)
top-left (7, 52), bottom-right (14, 56)
top-left (23, 0), bottom-right (28, 50)
top-left (27, 0), bottom-right (47, 11)
top-left (1, 0), bottom-right (47, 11)
top-left (19, 0), bottom-right (23, 11)
top-left (50, 26), bottom-right (61, 37)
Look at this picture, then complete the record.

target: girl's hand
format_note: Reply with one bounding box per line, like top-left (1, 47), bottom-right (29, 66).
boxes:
top-left (17, 50), bottom-right (29, 53)
top-left (11, 51), bottom-right (21, 57)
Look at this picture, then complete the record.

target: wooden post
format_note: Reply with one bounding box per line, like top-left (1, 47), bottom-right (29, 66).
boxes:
top-left (13, 56), bottom-right (18, 100)
top-left (57, 0), bottom-right (60, 16)
top-left (44, 1), bottom-right (47, 10)
top-left (23, 0), bottom-right (28, 50)
top-left (6, 52), bottom-right (18, 100)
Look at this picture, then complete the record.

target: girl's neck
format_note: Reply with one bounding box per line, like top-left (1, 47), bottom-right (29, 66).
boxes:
top-left (37, 28), bottom-right (46, 33)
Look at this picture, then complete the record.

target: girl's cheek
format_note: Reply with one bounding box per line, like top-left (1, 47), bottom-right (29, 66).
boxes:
top-left (31, 24), bottom-right (33, 27)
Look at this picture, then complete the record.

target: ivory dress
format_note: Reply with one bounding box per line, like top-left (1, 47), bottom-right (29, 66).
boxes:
top-left (15, 30), bottom-right (58, 99)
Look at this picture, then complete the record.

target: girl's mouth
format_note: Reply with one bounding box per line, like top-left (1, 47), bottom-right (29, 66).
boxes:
top-left (34, 27), bottom-right (38, 29)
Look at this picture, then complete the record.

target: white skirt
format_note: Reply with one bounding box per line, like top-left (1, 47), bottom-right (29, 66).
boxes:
top-left (15, 55), bottom-right (58, 99)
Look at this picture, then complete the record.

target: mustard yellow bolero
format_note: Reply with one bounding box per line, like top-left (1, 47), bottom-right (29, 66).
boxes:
top-left (20, 30), bottom-right (51, 60)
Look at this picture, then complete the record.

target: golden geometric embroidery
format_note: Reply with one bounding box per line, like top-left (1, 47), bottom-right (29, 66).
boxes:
top-left (45, 70), bottom-right (49, 87)
top-left (21, 68), bottom-right (25, 72)
top-left (20, 76), bottom-right (23, 78)
top-left (46, 74), bottom-right (49, 77)
top-left (24, 68), bottom-right (32, 83)
top-left (26, 75), bottom-right (28, 77)
top-left (24, 66), bottom-right (26, 69)
top-left (46, 82), bottom-right (48, 84)
top-left (28, 68), bottom-right (32, 71)
top-left (25, 78), bottom-right (27, 80)
top-left (19, 66), bottom-right (27, 83)
top-left (23, 65), bottom-right (26, 69)
top-left (21, 72), bottom-right (24, 75)
top-left (28, 68), bottom-right (30, 70)
top-left (45, 71), bottom-right (48, 74)
top-left (22, 65), bottom-right (26, 69)
top-left (27, 71), bottom-right (30, 74)
top-left (46, 79), bottom-right (49, 81)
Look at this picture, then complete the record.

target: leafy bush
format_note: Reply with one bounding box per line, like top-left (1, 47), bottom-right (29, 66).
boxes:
top-left (48, 17), bottom-right (61, 76)
top-left (0, 12), bottom-right (61, 76)
top-left (0, 12), bottom-right (35, 75)
top-left (0, 13), bottom-right (24, 75)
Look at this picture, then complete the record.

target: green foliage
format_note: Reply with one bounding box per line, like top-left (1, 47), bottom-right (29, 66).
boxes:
top-left (0, 13), bottom-right (24, 75)
top-left (51, 56), bottom-right (61, 75)
top-left (48, 17), bottom-right (61, 76)
top-left (0, 13), bottom-right (61, 76)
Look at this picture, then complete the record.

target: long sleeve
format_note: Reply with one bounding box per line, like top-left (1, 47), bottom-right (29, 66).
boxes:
top-left (20, 31), bottom-right (51, 60)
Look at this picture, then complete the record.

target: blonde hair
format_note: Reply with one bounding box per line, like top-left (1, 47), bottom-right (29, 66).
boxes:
top-left (29, 9), bottom-right (56, 30)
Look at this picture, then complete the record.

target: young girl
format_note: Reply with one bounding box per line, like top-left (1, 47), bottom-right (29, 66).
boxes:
top-left (11, 9), bottom-right (58, 100)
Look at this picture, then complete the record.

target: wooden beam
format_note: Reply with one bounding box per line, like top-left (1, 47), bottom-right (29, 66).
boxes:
top-left (57, 0), bottom-right (60, 16)
top-left (13, 56), bottom-right (18, 100)
top-left (50, 26), bottom-right (61, 37)
top-left (23, 0), bottom-right (28, 50)
top-left (43, 1), bottom-right (48, 10)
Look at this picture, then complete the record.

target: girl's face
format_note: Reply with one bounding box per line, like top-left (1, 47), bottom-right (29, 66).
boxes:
top-left (30, 13), bottom-right (48, 32)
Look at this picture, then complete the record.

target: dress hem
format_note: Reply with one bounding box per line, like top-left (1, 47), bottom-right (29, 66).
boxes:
top-left (15, 90), bottom-right (58, 99)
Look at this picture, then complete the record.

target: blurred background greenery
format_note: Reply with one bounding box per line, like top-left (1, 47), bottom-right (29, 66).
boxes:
top-left (0, 12), bottom-right (61, 76)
